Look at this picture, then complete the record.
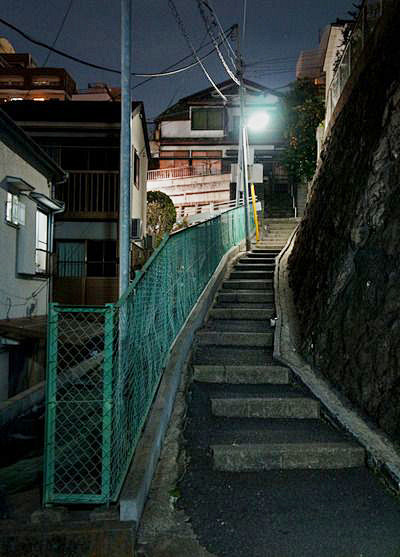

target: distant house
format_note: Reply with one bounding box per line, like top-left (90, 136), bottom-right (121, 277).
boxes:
top-left (149, 79), bottom-right (289, 219)
top-left (3, 100), bottom-right (150, 305)
top-left (0, 107), bottom-right (66, 401)
top-left (0, 44), bottom-right (77, 102)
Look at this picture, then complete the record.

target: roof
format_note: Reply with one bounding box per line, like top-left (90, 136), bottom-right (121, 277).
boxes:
top-left (0, 107), bottom-right (67, 182)
top-left (2, 100), bottom-right (151, 159)
top-left (156, 79), bottom-right (284, 122)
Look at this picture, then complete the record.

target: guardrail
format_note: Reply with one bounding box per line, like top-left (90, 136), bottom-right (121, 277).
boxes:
top-left (44, 205), bottom-right (254, 505)
top-left (326, 0), bottom-right (384, 126)
top-left (147, 165), bottom-right (226, 181)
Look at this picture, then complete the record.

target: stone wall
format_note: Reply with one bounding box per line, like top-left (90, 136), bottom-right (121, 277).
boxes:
top-left (288, 4), bottom-right (400, 440)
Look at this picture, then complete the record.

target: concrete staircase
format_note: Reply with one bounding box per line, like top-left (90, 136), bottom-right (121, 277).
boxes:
top-left (262, 218), bottom-right (298, 250)
top-left (191, 248), bottom-right (365, 474)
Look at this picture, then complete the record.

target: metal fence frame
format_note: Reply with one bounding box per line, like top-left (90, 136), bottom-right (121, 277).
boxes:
top-left (44, 205), bottom-right (254, 505)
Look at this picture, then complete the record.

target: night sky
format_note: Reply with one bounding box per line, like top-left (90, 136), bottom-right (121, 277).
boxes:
top-left (1, 1), bottom-right (353, 119)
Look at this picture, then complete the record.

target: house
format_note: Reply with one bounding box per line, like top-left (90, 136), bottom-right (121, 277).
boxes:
top-left (0, 107), bottom-right (66, 401)
top-left (0, 41), bottom-right (77, 102)
top-left (3, 100), bottom-right (150, 305)
top-left (149, 79), bottom-right (289, 219)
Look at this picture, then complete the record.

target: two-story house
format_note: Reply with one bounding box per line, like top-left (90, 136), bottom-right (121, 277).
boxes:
top-left (149, 79), bottom-right (289, 219)
top-left (0, 107), bottom-right (66, 401)
top-left (3, 100), bottom-right (150, 305)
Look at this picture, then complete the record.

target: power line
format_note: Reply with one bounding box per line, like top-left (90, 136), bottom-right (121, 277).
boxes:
top-left (242, 0), bottom-right (247, 45)
top-left (196, 0), bottom-right (239, 86)
top-left (203, 0), bottom-right (237, 63)
top-left (167, 0), bottom-right (227, 102)
top-left (132, 25), bottom-right (234, 91)
top-left (42, 0), bottom-right (74, 67)
top-left (0, 16), bottom-right (225, 78)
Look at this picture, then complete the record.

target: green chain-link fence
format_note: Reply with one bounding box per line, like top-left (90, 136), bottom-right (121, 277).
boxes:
top-left (44, 206), bottom-right (254, 504)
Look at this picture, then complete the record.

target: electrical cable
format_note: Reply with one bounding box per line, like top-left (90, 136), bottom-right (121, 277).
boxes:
top-left (42, 0), bottom-right (74, 67)
top-left (202, 0), bottom-right (237, 62)
top-left (242, 0), bottom-right (247, 46)
top-left (132, 26), bottom-right (235, 91)
top-left (196, 0), bottom-right (239, 86)
top-left (167, 0), bottom-right (227, 102)
top-left (0, 16), bottom-right (226, 78)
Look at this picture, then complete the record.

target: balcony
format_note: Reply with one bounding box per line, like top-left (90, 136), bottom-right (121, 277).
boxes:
top-left (55, 171), bottom-right (119, 219)
top-left (147, 164), bottom-right (224, 182)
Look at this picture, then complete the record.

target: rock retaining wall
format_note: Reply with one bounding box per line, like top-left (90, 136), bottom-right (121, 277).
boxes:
top-left (288, 4), bottom-right (400, 440)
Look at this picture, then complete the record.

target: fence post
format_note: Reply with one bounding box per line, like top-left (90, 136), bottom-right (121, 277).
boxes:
top-left (102, 304), bottom-right (114, 502)
top-left (43, 303), bottom-right (59, 505)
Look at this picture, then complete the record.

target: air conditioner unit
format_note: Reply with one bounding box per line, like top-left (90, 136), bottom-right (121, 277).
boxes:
top-left (131, 218), bottom-right (142, 240)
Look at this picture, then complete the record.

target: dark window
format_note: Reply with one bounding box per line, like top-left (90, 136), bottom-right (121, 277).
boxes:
top-left (191, 108), bottom-right (223, 130)
top-left (87, 240), bottom-right (117, 277)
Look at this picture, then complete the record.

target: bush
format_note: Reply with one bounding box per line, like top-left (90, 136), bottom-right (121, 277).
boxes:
top-left (147, 191), bottom-right (176, 245)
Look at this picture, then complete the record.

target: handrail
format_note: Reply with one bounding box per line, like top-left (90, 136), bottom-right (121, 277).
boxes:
top-left (147, 165), bottom-right (227, 181)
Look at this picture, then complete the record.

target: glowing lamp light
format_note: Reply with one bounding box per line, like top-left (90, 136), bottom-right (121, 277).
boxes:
top-left (247, 111), bottom-right (270, 132)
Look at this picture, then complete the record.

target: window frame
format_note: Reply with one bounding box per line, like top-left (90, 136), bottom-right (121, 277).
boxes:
top-left (35, 209), bottom-right (49, 275)
top-left (190, 107), bottom-right (224, 131)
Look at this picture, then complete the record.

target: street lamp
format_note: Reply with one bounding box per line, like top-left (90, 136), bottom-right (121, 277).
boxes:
top-left (247, 111), bottom-right (270, 132)
top-left (238, 104), bottom-right (270, 250)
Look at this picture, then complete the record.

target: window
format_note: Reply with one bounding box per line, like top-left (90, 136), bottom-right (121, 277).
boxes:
top-left (56, 240), bottom-right (117, 278)
top-left (32, 76), bottom-right (61, 87)
top-left (5, 192), bottom-right (25, 226)
top-left (0, 75), bottom-right (24, 86)
top-left (56, 241), bottom-right (85, 277)
top-left (132, 148), bottom-right (140, 189)
top-left (35, 210), bottom-right (48, 273)
top-left (191, 108), bottom-right (223, 130)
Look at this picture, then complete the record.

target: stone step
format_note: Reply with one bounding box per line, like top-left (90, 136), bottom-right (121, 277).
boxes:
top-left (193, 364), bottom-right (289, 384)
top-left (209, 307), bottom-right (274, 320)
top-left (212, 442), bottom-right (365, 471)
top-left (238, 257), bottom-right (276, 265)
top-left (230, 271), bottom-right (273, 280)
top-left (235, 263), bottom-right (275, 271)
top-left (216, 291), bottom-right (273, 303)
top-left (196, 330), bottom-right (273, 347)
top-left (193, 346), bottom-right (273, 366)
top-left (211, 387), bottom-right (320, 418)
top-left (204, 319), bottom-right (271, 333)
top-left (223, 280), bottom-right (273, 290)
top-left (246, 252), bottom-right (279, 259)
top-left (213, 302), bottom-right (274, 310)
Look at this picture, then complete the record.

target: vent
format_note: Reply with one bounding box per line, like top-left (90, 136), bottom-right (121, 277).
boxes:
top-left (131, 218), bottom-right (142, 240)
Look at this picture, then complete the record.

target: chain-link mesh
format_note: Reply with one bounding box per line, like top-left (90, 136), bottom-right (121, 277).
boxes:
top-left (44, 206), bottom-right (253, 504)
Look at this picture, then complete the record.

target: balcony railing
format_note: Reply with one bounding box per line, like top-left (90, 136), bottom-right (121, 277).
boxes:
top-left (326, 0), bottom-right (385, 127)
top-left (55, 171), bottom-right (119, 218)
top-left (147, 164), bottom-right (227, 182)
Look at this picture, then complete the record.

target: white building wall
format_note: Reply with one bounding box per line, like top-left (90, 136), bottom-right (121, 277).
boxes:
top-left (131, 111), bottom-right (148, 234)
top-left (0, 141), bottom-right (51, 321)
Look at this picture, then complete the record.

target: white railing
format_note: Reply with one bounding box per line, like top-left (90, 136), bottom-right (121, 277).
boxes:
top-left (177, 197), bottom-right (260, 225)
top-left (147, 164), bottom-right (224, 182)
top-left (325, 0), bottom-right (385, 128)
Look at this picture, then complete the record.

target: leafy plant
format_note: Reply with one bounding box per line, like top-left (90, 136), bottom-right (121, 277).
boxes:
top-left (146, 190), bottom-right (176, 245)
top-left (281, 79), bottom-right (325, 184)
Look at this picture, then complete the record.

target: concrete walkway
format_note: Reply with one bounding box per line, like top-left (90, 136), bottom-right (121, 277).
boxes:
top-left (136, 230), bottom-right (400, 557)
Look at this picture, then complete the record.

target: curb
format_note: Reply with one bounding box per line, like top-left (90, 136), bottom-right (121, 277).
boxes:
top-left (119, 240), bottom-right (247, 523)
top-left (273, 227), bottom-right (400, 492)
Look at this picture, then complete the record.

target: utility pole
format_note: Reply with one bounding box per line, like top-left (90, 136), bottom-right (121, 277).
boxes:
top-left (119, 0), bottom-right (132, 296)
top-left (234, 23), bottom-right (251, 251)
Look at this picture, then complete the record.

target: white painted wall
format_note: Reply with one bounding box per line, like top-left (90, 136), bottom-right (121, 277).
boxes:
top-left (324, 26), bottom-right (346, 99)
top-left (131, 111), bottom-right (148, 234)
top-left (0, 141), bottom-right (51, 321)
